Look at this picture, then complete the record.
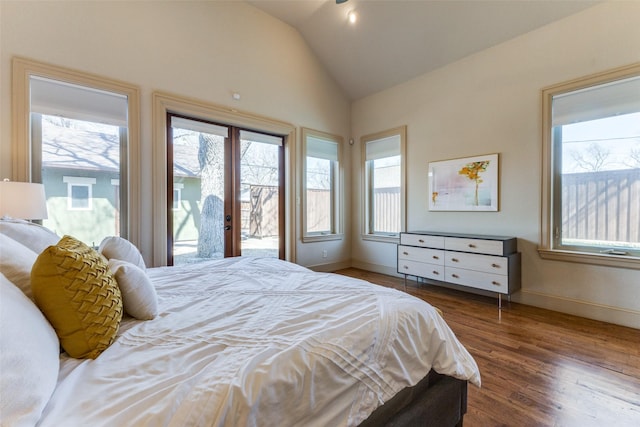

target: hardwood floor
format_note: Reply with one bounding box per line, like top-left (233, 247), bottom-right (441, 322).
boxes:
top-left (335, 268), bottom-right (640, 427)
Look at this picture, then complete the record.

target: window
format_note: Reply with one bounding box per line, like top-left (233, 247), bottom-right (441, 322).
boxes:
top-left (362, 126), bottom-right (406, 241)
top-left (540, 64), bottom-right (640, 268)
top-left (63, 176), bottom-right (96, 210)
top-left (12, 58), bottom-right (140, 247)
top-left (31, 80), bottom-right (127, 245)
top-left (302, 128), bottom-right (342, 242)
top-left (173, 184), bottom-right (183, 210)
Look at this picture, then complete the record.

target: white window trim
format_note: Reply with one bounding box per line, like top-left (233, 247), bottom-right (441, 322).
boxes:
top-left (539, 62), bottom-right (640, 270)
top-left (12, 57), bottom-right (141, 244)
top-left (63, 176), bottom-right (96, 211)
top-left (301, 127), bottom-right (344, 243)
top-left (361, 126), bottom-right (406, 243)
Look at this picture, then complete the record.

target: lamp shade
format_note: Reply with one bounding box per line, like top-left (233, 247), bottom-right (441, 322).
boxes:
top-left (0, 181), bottom-right (48, 220)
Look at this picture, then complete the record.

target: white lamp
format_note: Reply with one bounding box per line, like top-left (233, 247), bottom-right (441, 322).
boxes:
top-left (0, 180), bottom-right (48, 220)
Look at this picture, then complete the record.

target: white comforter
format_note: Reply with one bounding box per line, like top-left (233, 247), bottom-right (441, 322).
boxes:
top-left (38, 257), bottom-right (480, 427)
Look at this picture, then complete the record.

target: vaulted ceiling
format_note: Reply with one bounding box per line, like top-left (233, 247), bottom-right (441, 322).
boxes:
top-left (247, 0), bottom-right (600, 100)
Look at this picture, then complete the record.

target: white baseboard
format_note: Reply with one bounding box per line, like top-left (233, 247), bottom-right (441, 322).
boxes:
top-left (514, 290), bottom-right (640, 329)
top-left (350, 260), bottom-right (401, 277)
top-left (307, 260), bottom-right (352, 272)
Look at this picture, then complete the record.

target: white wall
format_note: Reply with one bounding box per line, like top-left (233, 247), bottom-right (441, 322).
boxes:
top-left (351, 1), bottom-right (640, 328)
top-left (0, 1), bottom-right (351, 269)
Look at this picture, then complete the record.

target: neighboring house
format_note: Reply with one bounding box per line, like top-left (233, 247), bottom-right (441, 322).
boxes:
top-left (41, 120), bottom-right (121, 246)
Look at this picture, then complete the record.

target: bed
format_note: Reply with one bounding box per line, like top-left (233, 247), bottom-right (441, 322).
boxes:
top-left (0, 219), bottom-right (480, 427)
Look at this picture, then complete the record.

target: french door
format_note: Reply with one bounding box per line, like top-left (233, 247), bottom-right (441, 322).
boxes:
top-left (167, 113), bottom-right (284, 265)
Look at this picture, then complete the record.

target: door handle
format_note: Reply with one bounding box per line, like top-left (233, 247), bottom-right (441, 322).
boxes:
top-left (224, 225), bottom-right (231, 231)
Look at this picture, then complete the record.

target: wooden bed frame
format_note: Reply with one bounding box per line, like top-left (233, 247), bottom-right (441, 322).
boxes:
top-left (359, 371), bottom-right (468, 427)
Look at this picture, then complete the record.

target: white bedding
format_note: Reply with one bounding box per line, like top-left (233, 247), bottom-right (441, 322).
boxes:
top-left (37, 257), bottom-right (480, 427)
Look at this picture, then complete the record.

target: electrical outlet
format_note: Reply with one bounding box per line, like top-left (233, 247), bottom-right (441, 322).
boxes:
top-left (322, 250), bottom-right (328, 258)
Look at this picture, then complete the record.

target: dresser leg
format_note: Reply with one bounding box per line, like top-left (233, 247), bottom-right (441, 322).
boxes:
top-left (403, 274), bottom-right (407, 292)
top-left (498, 294), bottom-right (502, 310)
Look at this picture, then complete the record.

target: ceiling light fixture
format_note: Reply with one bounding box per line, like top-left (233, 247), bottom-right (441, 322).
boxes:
top-left (348, 10), bottom-right (357, 24)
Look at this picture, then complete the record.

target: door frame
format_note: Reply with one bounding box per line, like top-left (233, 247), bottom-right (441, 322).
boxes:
top-left (152, 91), bottom-right (296, 267)
top-left (166, 114), bottom-right (285, 264)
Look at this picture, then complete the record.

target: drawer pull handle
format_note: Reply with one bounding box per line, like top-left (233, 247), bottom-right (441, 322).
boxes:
top-left (432, 256), bottom-right (439, 260)
top-left (491, 263), bottom-right (500, 268)
top-left (468, 243), bottom-right (476, 248)
top-left (492, 281), bottom-right (500, 286)
top-left (418, 239), bottom-right (425, 243)
top-left (403, 265), bottom-right (409, 269)
top-left (403, 252), bottom-right (409, 255)
top-left (451, 258), bottom-right (459, 262)
top-left (452, 274), bottom-right (459, 279)
top-left (433, 271), bottom-right (439, 275)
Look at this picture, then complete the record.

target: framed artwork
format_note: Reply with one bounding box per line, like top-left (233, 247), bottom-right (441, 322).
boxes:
top-left (428, 153), bottom-right (499, 211)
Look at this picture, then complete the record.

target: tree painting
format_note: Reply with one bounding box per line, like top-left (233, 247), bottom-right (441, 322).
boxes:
top-left (429, 154), bottom-right (498, 211)
top-left (458, 160), bottom-right (490, 206)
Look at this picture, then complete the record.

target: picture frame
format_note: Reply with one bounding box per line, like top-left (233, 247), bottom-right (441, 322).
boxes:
top-left (428, 153), bottom-right (499, 211)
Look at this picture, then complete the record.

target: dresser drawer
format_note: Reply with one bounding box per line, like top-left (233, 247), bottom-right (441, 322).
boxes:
top-left (444, 237), bottom-right (506, 256)
top-left (445, 267), bottom-right (509, 294)
top-left (400, 233), bottom-right (445, 249)
top-left (398, 245), bottom-right (444, 265)
top-left (398, 259), bottom-right (445, 281)
top-left (445, 251), bottom-right (508, 275)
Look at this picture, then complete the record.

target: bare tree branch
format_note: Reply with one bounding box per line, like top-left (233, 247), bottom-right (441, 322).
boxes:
top-left (570, 143), bottom-right (611, 172)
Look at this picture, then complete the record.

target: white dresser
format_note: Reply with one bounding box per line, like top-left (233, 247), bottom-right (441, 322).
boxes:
top-left (397, 231), bottom-right (521, 307)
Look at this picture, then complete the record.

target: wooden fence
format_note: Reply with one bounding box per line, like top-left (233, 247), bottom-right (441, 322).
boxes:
top-left (241, 185), bottom-right (279, 238)
top-left (373, 187), bottom-right (401, 233)
top-left (562, 169), bottom-right (640, 244)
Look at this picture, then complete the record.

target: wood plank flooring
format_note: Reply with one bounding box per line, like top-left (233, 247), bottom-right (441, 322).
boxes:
top-left (335, 268), bottom-right (640, 427)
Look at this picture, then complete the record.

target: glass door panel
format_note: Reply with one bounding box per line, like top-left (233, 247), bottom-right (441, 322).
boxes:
top-left (239, 130), bottom-right (283, 258)
top-left (170, 116), bottom-right (229, 265)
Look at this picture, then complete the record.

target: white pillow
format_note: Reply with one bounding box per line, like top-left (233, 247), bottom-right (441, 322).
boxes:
top-left (99, 236), bottom-right (146, 270)
top-left (108, 259), bottom-right (158, 320)
top-left (0, 234), bottom-right (38, 300)
top-left (0, 273), bottom-right (60, 427)
top-left (0, 219), bottom-right (60, 254)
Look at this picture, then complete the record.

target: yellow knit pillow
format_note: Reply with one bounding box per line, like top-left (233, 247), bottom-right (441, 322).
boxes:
top-left (31, 235), bottom-right (123, 359)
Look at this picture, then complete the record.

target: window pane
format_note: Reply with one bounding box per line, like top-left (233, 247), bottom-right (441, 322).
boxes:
top-left (40, 115), bottom-right (120, 247)
top-left (362, 127), bottom-right (405, 240)
top-left (240, 136), bottom-right (281, 258)
top-left (551, 70), bottom-right (640, 258)
top-left (556, 112), bottom-right (640, 254)
top-left (306, 156), bottom-right (333, 233)
top-left (370, 155), bottom-right (401, 234)
top-left (173, 190), bottom-right (182, 210)
top-left (70, 185), bottom-right (90, 209)
top-left (302, 129), bottom-right (341, 241)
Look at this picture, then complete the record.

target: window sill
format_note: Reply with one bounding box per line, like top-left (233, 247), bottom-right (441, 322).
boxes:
top-left (538, 248), bottom-right (640, 270)
top-left (362, 233), bottom-right (400, 244)
top-left (302, 233), bottom-right (343, 243)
